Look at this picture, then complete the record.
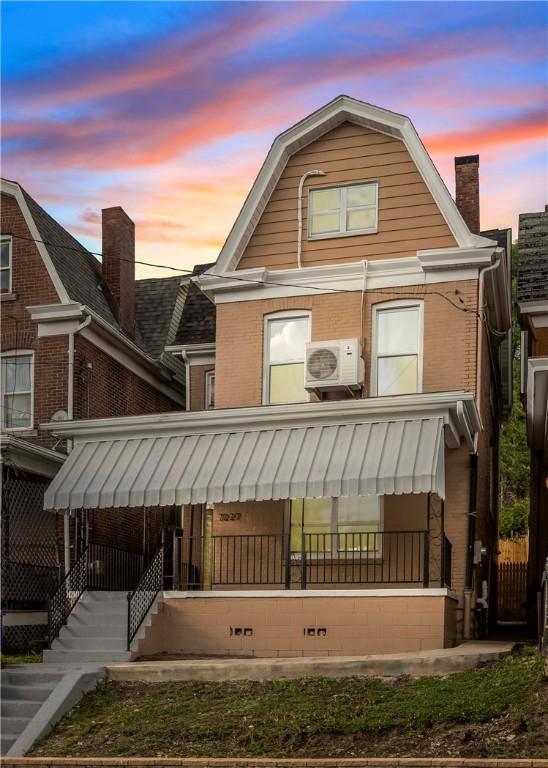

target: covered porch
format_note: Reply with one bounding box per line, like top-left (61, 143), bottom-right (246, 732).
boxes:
top-left (42, 392), bottom-right (479, 655)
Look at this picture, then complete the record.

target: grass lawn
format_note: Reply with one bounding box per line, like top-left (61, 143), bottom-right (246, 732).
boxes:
top-left (1, 652), bottom-right (42, 665)
top-left (32, 647), bottom-right (547, 759)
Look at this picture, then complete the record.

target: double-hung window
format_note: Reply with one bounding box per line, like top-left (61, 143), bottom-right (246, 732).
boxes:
top-left (309, 182), bottom-right (378, 238)
top-left (1, 236), bottom-right (12, 294)
top-left (264, 313), bottom-right (309, 404)
top-left (374, 303), bottom-right (422, 396)
top-left (1, 352), bottom-right (33, 429)
top-left (290, 496), bottom-right (383, 554)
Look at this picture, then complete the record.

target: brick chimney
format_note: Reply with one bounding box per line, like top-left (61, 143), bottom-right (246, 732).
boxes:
top-left (455, 155), bottom-right (480, 235)
top-left (102, 206), bottom-right (135, 336)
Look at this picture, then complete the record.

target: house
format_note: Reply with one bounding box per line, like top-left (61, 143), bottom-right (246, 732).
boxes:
top-left (0, 179), bottom-right (194, 652)
top-left (41, 96), bottom-right (512, 659)
top-left (517, 205), bottom-right (548, 625)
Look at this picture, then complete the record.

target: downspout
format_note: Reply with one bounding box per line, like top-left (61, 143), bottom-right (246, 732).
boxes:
top-left (463, 253), bottom-right (501, 636)
top-left (67, 314), bottom-right (92, 426)
top-left (182, 350), bottom-right (190, 411)
top-left (297, 170), bottom-right (326, 269)
top-left (64, 313), bottom-right (91, 575)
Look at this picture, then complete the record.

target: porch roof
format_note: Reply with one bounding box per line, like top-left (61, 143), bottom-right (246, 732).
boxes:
top-left (44, 415), bottom-right (446, 510)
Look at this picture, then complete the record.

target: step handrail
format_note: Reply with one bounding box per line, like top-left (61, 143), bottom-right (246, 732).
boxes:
top-left (48, 545), bottom-right (90, 646)
top-left (127, 546), bottom-right (164, 651)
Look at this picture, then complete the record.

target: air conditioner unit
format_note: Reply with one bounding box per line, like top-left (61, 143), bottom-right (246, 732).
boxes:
top-left (305, 339), bottom-right (364, 392)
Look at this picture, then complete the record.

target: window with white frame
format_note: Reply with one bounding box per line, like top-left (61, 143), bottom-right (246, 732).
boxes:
top-left (290, 496), bottom-right (383, 554)
top-left (308, 182), bottom-right (378, 238)
top-left (264, 313), bottom-right (309, 404)
top-left (205, 370), bottom-right (215, 410)
top-left (374, 304), bottom-right (421, 396)
top-left (1, 236), bottom-right (12, 294)
top-left (1, 352), bottom-right (33, 429)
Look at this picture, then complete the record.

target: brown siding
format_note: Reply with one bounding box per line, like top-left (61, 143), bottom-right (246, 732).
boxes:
top-left (215, 281), bottom-right (478, 409)
top-left (238, 122), bottom-right (457, 271)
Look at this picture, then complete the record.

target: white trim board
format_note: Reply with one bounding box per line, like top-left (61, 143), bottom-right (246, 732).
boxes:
top-left (212, 95), bottom-right (495, 276)
top-left (196, 250), bottom-right (498, 305)
top-left (163, 588), bottom-right (458, 600)
top-left (41, 390), bottom-right (481, 451)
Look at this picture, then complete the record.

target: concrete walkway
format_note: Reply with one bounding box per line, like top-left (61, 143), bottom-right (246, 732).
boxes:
top-left (109, 641), bottom-right (514, 682)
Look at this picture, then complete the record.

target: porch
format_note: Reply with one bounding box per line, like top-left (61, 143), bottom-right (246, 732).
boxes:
top-left (173, 498), bottom-right (452, 592)
top-left (41, 394), bottom-right (479, 658)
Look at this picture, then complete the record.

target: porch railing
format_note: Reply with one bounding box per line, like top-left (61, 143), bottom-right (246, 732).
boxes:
top-left (177, 530), bottom-right (452, 590)
top-left (127, 546), bottom-right (164, 651)
top-left (48, 543), bottom-right (145, 646)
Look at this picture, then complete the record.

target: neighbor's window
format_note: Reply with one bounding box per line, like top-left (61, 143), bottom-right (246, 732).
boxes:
top-left (265, 313), bottom-right (309, 404)
top-left (0, 236), bottom-right (12, 294)
top-left (1, 352), bottom-right (33, 429)
top-left (309, 182), bottom-right (378, 238)
top-left (205, 371), bottom-right (215, 410)
top-left (374, 304), bottom-right (421, 396)
top-left (290, 496), bottom-right (382, 554)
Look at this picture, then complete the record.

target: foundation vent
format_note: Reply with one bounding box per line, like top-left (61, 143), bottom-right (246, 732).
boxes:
top-left (304, 627), bottom-right (327, 636)
top-left (230, 627), bottom-right (254, 636)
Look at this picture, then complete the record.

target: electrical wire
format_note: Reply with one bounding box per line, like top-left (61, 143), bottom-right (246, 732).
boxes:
top-left (7, 231), bottom-right (480, 316)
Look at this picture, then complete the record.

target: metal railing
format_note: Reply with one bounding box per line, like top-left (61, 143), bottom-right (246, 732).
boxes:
top-left (127, 546), bottom-right (164, 651)
top-left (87, 543), bottom-right (144, 591)
top-left (48, 547), bottom-right (89, 646)
top-left (178, 530), bottom-right (438, 590)
top-left (48, 543), bottom-right (145, 646)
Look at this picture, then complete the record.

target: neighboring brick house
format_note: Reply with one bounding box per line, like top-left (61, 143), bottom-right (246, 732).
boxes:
top-left (517, 206), bottom-right (548, 625)
top-left (0, 178), bottom-right (189, 651)
top-left (44, 96), bottom-right (512, 658)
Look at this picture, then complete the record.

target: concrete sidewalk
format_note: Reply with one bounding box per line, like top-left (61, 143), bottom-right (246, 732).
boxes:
top-left (108, 641), bottom-right (514, 682)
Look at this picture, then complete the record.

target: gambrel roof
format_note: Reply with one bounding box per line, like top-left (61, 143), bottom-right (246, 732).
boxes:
top-left (212, 95), bottom-right (494, 275)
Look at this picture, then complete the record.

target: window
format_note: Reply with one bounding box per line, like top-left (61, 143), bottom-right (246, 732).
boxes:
top-left (290, 496), bottom-right (382, 554)
top-left (205, 371), bottom-right (215, 410)
top-left (1, 236), bottom-right (12, 293)
top-left (264, 313), bottom-right (309, 404)
top-left (309, 182), bottom-right (378, 238)
top-left (374, 303), bottom-right (422, 396)
top-left (1, 352), bottom-right (33, 429)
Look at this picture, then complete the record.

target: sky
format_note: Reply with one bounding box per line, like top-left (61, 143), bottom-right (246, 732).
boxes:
top-left (2, 1), bottom-right (547, 279)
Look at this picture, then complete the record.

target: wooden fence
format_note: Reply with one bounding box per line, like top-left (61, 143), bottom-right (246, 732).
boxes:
top-left (498, 534), bottom-right (529, 563)
top-left (497, 561), bottom-right (528, 622)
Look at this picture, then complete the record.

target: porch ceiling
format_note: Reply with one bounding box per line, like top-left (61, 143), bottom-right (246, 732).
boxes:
top-left (44, 416), bottom-right (445, 510)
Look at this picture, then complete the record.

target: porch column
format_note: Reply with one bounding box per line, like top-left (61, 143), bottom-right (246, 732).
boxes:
top-left (63, 510), bottom-right (71, 575)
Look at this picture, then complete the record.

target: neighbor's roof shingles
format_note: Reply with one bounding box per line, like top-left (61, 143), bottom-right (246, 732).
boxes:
top-left (517, 210), bottom-right (548, 304)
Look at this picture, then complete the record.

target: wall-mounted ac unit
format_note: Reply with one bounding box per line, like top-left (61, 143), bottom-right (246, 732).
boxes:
top-left (305, 339), bottom-right (364, 392)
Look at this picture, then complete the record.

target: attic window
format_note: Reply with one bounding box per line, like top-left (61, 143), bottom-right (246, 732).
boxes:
top-left (308, 182), bottom-right (378, 239)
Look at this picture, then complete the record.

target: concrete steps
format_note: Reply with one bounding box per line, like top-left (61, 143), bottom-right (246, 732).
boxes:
top-left (1, 663), bottom-right (105, 756)
top-left (43, 591), bottom-right (131, 664)
top-left (0, 667), bottom-right (62, 757)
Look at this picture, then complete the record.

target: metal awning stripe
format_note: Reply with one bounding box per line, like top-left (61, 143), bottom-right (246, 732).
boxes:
top-left (44, 417), bottom-right (446, 510)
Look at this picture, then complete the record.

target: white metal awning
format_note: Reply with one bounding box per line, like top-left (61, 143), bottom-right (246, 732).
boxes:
top-left (44, 416), bottom-right (446, 510)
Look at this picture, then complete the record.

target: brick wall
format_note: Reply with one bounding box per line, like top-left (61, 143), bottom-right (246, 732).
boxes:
top-left (73, 335), bottom-right (177, 419)
top-left (1, 192), bottom-right (181, 565)
top-left (189, 364), bottom-right (215, 412)
top-left (215, 281), bottom-right (478, 409)
top-left (137, 594), bottom-right (455, 657)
